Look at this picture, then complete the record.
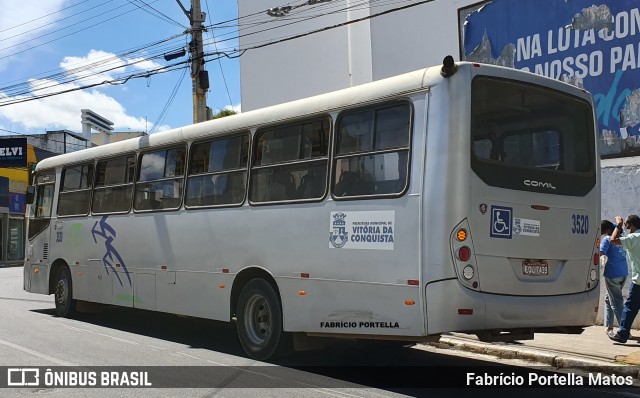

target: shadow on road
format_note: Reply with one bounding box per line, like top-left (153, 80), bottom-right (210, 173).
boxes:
top-left (31, 305), bottom-right (633, 398)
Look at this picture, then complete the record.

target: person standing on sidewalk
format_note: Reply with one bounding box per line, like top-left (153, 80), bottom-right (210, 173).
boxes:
top-left (609, 215), bottom-right (640, 344)
top-left (600, 220), bottom-right (628, 336)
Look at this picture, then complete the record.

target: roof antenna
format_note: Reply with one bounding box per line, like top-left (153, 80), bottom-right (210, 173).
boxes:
top-left (441, 55), bottom-right (458, 78)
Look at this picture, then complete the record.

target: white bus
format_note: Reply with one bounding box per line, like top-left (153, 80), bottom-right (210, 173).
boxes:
top-left (24, 57), bottom-right (600, 360)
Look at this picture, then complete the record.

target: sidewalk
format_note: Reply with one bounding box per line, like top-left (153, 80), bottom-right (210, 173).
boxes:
top-left (422, 325), bottom-right (640, 378)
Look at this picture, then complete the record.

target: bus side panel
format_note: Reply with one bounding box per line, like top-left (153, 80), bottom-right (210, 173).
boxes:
top-left (420, 79), bottom-right (467, 287)
top-left (426, 279), bottom-right (598, 334)
top-left (155, 271), bottom-right (231, 320)
top-left (279, 279), bottom-right (423, 335)
top-left (24, 229), bottom-right (53, 295)
top-left (69, 263), bottom-right (90, 301)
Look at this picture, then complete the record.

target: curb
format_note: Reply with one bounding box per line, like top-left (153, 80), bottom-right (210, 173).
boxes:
top-left (426, 337), bottom-right (640, 379)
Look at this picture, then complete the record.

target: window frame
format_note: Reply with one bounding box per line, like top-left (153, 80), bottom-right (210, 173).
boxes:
top-left (57, 162), bottom-right (95, 218)
top-left (133, 145), bottom-right (187, 213)
top-left (91, 153), bottom-right (137, 215)
top-left (331, 100), bottom-right (413, 201)
top-left (248, 115), bottom-right (332, 206)
top-left (185, 131), bottom-right (250, 209)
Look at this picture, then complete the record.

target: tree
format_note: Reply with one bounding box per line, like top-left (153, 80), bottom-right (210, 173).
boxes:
top-left (211, 108), bottom-right (237, 119)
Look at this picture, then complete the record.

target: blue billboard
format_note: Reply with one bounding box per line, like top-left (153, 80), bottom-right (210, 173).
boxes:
top-left (460, 0), bottom-right (640, 158)
top-left (9, 193), bottom-right (26, 214)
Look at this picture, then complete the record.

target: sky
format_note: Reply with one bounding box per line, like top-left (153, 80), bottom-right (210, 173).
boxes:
top-left (0, 0), bottom-right (241, 136)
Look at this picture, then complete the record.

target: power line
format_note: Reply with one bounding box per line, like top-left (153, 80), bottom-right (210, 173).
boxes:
top-left (0, 0), bottom-right (435, 110)
top-left (204, 0), bottom-right (234, 108)
top-left (149, 66), bottom-right (188, 134)
top-left (125, 0), bottom-right (187, 28)
top-left (0, 0), bottom-right (117, 44)
top-left (207, 0), bottom-right (410, 46)
top-left (0, 60), bottom-right (189, 107)
top-left (0, 0), bottom-right (95, 34)
top-left (0, 3), bottom-right (143, 61)
top-left (0, 34), bottom-right (187, 97)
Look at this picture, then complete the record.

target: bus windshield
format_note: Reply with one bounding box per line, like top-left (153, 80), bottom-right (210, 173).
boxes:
top-left (470, 77), bottom-right (596, 196)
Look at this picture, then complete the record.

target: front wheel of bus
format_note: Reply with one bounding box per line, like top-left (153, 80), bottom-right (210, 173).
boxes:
top-left (236, 279), bottom-right (285, 360)
top-left (54, 266), bottom-right (76, 318)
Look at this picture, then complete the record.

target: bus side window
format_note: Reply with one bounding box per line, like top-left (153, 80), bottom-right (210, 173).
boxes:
top-left (134, 147), bottom-right (185, 211)
top-left (250, 119), bottom-right (329, 204)
top-left (92, 155), bottom-right (135, 214)
top-left (185, 134), bottom-right (249, 208)
top-left (332, 102), bottom-right (412, 199)
top-left (57, 164), bottom-right (94, 217)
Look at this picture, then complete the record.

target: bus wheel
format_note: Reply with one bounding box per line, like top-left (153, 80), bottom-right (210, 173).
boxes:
top-left (54, 266), bottom-right (76, 318)
top-left (236, 279), bottom-right (284, 360)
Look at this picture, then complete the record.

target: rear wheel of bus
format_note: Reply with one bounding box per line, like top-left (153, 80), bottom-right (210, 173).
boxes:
top-left (236, 278), bottom-right (287, 360)
top-left (54, 266), bottom-right (76, 318)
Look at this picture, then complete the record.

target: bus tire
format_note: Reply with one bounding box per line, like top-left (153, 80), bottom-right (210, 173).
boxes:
top-left (236, 278), bottom-right (284, 360)
top-left (54, 266), bottom-right (76, 318)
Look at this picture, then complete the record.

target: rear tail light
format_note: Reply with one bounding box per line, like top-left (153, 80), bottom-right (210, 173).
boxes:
top-left (458, 246), bottom-right (471, 261)
top-left (451, 219), bottom-right (479, 290)
top-left (586, 233), bottom-right (600, 291)
top-left (463, 265), bottom-right (474, 279)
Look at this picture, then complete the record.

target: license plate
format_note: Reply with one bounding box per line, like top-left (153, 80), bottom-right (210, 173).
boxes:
top-left (522, 260), bottom-right (549, 276)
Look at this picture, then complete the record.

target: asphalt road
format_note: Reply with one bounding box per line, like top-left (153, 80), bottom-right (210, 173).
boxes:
top-left (1, 266), bottom-right (638, 398)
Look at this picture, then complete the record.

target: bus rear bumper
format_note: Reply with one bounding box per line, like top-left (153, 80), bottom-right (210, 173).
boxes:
top-left (425, 278), bottom-right (599, 335)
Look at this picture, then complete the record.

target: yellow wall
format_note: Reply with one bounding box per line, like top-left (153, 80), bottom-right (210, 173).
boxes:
top-left (0, 144), bottom-right (36, 191)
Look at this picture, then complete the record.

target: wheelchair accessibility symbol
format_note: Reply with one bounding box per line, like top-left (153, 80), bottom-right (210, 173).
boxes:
top-left (490, 205), bottom-right (512, 239)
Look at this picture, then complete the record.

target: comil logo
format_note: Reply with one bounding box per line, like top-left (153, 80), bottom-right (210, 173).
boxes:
top-left (7, 368), bottom-right (40, 386)
top-left (524, 180), bottom-right (556, 190)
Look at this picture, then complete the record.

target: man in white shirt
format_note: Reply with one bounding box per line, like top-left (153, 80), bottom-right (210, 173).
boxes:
top-left (609, 215), bottom-right (640, 344)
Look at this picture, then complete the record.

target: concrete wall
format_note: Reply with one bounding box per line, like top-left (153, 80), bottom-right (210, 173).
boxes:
top-left (238, 0), bottom-right (476, 111)
top-left (597, 156), bottom-right (640, 328)
top-left (601, 157), bottom-right (640, 222)
top-left (238, 0), bottom-right (357, 111)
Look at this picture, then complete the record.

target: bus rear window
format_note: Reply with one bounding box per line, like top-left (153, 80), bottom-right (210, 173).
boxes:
top-left (474, 130), bottom-right (561, 170)
top-left (471, 77), bottom-right (595, 196)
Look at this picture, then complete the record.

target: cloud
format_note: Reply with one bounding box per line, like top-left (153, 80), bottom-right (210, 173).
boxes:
top-left (0, 78), bottom-right (150, 132)
top-left (0, 3), bottom-right (177, 137)
top-left (60, 50), bottom-right (164, 86)
top-left (0, 45), bottom-right (167, 134)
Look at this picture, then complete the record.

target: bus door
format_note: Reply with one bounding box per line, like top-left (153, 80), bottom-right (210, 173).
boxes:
top-left (24, 171), bottom-right (56, 294)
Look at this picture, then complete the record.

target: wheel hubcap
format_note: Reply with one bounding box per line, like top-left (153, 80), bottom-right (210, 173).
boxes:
top-left (56, 277), bottom-right (68, 306)
top-left (244, 294), bottom-right (271, 345)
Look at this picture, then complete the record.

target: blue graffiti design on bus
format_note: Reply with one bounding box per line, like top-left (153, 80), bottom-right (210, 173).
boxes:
top-left (91, 215), bottom-right (131, 287)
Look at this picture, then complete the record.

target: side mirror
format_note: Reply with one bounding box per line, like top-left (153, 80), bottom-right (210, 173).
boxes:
top-left (26, 186), bottom-right (35, 205)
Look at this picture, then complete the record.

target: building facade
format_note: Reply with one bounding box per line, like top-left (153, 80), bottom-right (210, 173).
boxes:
top-left (0, 130), bottom-right (92, 266)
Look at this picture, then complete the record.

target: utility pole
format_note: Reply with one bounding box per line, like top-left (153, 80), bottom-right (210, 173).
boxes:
top-left (176, 0), bottom-right (209, 123)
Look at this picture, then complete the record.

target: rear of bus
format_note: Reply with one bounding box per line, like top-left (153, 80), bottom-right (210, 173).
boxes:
top-left (426, 62), bottom-right (600, 341)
